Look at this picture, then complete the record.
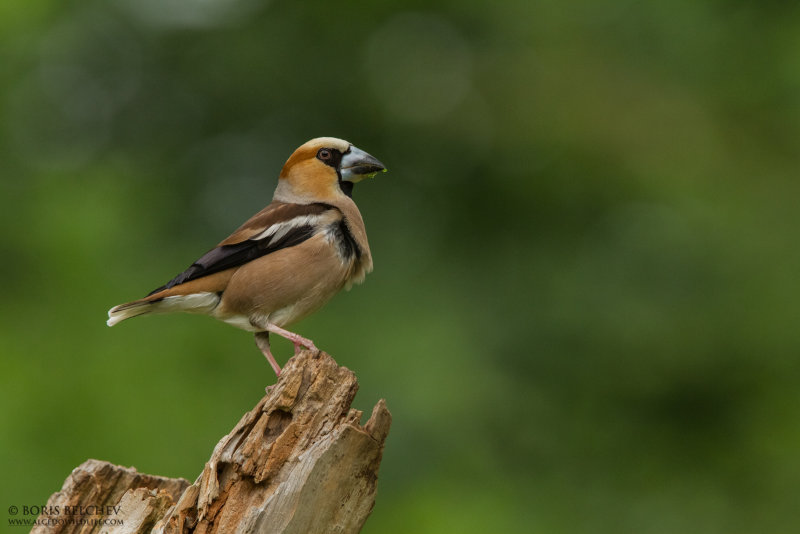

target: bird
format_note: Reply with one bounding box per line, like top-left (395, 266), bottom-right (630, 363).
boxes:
top-left (107, 137), bottom-right (386, 376)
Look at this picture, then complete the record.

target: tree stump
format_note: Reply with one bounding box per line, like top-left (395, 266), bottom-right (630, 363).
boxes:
top-left (33, 350), bottom-right (392, 534)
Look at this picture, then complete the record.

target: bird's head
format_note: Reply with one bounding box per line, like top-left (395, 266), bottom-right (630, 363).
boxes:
top-left (274, 137), bottom-right (386, 203)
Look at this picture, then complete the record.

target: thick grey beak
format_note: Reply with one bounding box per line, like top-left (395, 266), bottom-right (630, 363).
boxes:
top-left (340, 146), bottom-right (386, 183)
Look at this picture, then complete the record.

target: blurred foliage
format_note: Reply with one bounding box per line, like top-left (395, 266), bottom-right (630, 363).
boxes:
top-left (2, 1), bottom-right (800, 533)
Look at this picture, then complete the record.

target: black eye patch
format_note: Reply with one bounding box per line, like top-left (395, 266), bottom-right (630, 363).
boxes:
top-left (316, 148), bottom-right (343, 169)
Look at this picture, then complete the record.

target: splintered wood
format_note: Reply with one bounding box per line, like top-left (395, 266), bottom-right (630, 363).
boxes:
top-left (31, 460), bottom-right (190, 534)
top-left (34, 350), bottom-right (392, 534)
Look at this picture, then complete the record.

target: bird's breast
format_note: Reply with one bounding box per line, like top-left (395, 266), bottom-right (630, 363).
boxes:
top-left (213, 230), bottom-right (360, 330)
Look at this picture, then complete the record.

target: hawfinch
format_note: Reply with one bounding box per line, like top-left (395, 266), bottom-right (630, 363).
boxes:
top-left (107, 137), bottom-right (385, 376)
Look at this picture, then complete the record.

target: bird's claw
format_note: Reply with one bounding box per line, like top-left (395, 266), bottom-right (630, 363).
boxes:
top-left (288, 334), bottom-right (317, 354)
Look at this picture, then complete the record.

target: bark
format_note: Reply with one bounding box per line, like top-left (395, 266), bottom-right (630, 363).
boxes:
top-left (31, 460), bottom-right (189, 534)
top-left (33, 350), bottom-right (391, 534)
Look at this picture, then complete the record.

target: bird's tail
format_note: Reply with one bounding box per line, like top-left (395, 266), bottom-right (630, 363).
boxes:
top-left (107, 299), bottom-right (154, 326)
top-left (107, 292), bottom-right (221, 327)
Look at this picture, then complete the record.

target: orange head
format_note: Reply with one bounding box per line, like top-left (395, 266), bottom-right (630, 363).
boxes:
top-left (274, 137), bottom-right (386, 203)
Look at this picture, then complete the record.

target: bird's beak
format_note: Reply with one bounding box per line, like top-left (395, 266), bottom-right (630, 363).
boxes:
top-left (340, 146), bottom-right (386, 183)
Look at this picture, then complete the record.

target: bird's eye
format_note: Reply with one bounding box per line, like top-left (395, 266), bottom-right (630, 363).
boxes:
top-left (318, 149), bottom-right (331, 160)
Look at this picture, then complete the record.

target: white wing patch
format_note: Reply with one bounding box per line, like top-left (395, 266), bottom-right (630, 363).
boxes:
top-left (251, 214), bottom-right (326, 244)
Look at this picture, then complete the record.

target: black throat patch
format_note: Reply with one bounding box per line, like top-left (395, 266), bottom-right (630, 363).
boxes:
top-left (338, 179), bottom-right (354, 198)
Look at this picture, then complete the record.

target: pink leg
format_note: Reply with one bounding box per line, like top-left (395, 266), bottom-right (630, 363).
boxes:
top-left (255, 332), bottom-right (281, 377)
top-left (264, 323), bottom-right (318, 354)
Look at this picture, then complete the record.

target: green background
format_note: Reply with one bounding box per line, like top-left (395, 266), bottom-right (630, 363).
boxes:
top-left (2, 1), bottom-right (800, 533)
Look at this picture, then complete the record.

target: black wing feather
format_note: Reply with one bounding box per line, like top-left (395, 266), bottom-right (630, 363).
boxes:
top-left (147, 224), bottom-right (316, 296)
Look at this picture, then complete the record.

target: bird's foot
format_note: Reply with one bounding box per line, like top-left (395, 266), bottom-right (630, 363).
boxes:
top-left (264, 354), bottom-right (282, 377)
top-left (254, 331), bottom-right (282, 377)
top-left (294, 336), bottom-right (318, 353)
top-left (266, 324), bottom-right (319, 353)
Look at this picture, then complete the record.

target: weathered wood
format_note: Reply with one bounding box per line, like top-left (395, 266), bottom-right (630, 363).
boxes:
top-left (34, 350), bottom-right (391, 534)
top-left (32, 460), bottom-right (190, 534)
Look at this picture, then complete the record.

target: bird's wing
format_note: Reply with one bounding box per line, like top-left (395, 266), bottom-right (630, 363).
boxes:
top-left (147, 202), bottom-right (336, 295)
